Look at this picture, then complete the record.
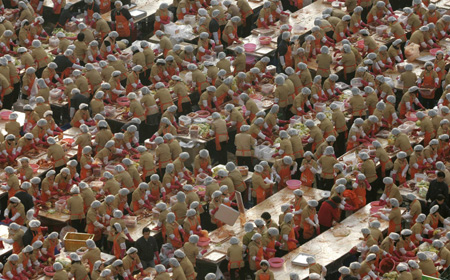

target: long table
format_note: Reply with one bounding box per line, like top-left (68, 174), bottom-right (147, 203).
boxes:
top-left (272, 204), bottom-right (391, 279)
top-left (200, 186), bottom-right (324, 264)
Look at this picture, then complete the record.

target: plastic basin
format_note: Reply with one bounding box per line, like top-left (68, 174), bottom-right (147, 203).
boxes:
top-left (197, 110), bottom-right (210, 118)
top-left (0, 110), bottom-right (12, 120)
top-left (44, 266), bottom-right (55, 277)
top-left (61, 138), bottom-right (75, 145)
top-left (117, 96), bottom-right (130, 106)
top-left (269, 258), bottom-right (285, 268)
top-left (259, 36), bottom-right (272, 45)
top-left (406, 112), bottom-right (417, 122)
top-left (379, 258), bottom-right (395, 274)
top-left (30, 164), bottom-right (39, 173)
top-left (314, 103), bottom-right (326, 112)
top-left (430, 48), bottom-right (441, 56)
top-left (198, 237), bottom-right (211, 247)
top-left (244, 43), bottom-right (257, 52)
top-left (286, 180), bottom-right (302, 190)
top-left (356, 40), bottom-right (364, 49)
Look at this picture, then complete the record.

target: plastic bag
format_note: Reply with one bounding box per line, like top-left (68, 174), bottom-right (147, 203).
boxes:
top-left (405, 43), bottom-right (420, 62)
top-left (184, 72), bottom-right (192, 84)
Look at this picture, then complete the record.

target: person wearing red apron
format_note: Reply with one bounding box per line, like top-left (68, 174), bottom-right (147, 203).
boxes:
top-left (301, 201), bottom-right (318, 241)
top-left (154, 3), bottom-right (170, 31)
top-left (84, 0), bottom-right (99, 26)
top-left (435, 51), bottom-right (446, 86)
top-left (112, 2), bottom-right (133, 39)
top-left (209, 192), bottom-right (224, 227)
top-left (253, 165), bottom-right (271, 205)
top-left (381, 198), bottom-right (402, 234)
top-left (112, 223), bottom-right (127, 259)
top-left (419, 62), bottom-right (439, 107)
top-left (275, 157), bottom-right (293, 189)
top-left (166, 213), bottom-right (183, 249)
top-left (30, 0), bottom-right (43, 15)
top-left (300, 152), bottom-right (317, 188)
top-left (354, 174), bottom-right (368, 209)
top-left (42, 232), bottom-right (59, 260)
top-left (29, 220), bottom-right (44, 245)
top-left (280, 214), bottom-right (297, 252)
top-left (86, 201), bottom-right (104, 242)
top-left (80, 147), bottom-right (95, 180)
top-left (425, 205), bottom-right (443, 236)
top-left (292, 190), bottom-right (306, 226)
top-left (392, 152), bottom-right (408, 185)
top-left (263, 228), bottom-right (278, 260)
top-left (367, 2), bottom-right (386, 23)
top-left (346, 124), bottom-right (363, 151)
top-left (6, 197), bottom-right (25, 225)
top-left (257, 4), bottom-right (272, 29)
top-left (409, 146), bottom-right (425, 179)
top-left (183, 210), bottom-right (200, 241)
top-left (194, 156), bottom-right (210, 176)
top-left (248, 234), bottom-right (264, 274)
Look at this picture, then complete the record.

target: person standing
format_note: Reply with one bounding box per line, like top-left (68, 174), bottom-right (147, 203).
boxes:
top-left (318, 196), bottom-right (342, 233)
top-left (426, 171), bottom-right (448, 203)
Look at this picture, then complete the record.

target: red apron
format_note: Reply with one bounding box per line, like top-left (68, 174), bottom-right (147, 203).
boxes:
top-left (115, 11), bottom-right (130, 38)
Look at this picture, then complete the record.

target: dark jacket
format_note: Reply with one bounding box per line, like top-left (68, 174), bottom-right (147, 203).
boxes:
top-left (426, 179), bottom-right (448, 202)
top-left (14, 190), bottom-right (34, 213)
top-left (135, 235), bottom-right (158, 261)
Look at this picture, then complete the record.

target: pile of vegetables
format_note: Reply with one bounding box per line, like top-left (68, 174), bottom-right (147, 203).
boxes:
top-left (212, 166), bottom-right (226, 178)
top-left (52, 28), bottom-right (76, 37)
top-left (292, 122), bottom-right (310, 136)
top-left (382, 271), bottom-right (398, 280)
top-left (194, 123), bottom-right (210, 138)
top-left (417, 181), bottom-right (430, 198)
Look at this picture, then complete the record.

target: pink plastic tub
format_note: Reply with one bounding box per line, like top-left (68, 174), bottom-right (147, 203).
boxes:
top-left (269, 258), bottom-right (285, 268)
top-left (244, 43), bottom-right (257, 52)
top-left (286, 180), bottom-right (302, 190)
top-left (0, 110), bottom-right (12, 120)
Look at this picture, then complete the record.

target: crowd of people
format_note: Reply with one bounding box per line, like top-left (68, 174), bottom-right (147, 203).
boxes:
top-left (0, 0), bottom-right (449, 278)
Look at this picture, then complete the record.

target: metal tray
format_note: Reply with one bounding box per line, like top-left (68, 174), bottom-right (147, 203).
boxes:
top-left (416, 55), bottom-right (435, 63)
top-left (292, 253), bottom-right (314, 266)
top-left (130, 9), bottom-right (147, 20)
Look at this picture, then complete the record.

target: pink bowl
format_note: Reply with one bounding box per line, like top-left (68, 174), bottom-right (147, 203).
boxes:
top-left (117, 97), bottom-right (130, 106)
top-left (30, 164), bottom-right (39, 173)
top-left (197, 110), bottom-right (210, 118)
top-left (259, 36), bottom-right (272, 45)
top-left (198, 237), bottom-right (211, 246)
top-left (244, 43), bottom-right (257, 52)
top-left (430, 48), bottom-right (441, 56)
top-left (269, 258), bottom-right (285, 268)
top-left (286, 180), bottom-right (302, 190)
top-left (0, 110), bottom-right (12, 120)
top-left (406, 112), bottom-right (418, 122)
top-left (356, 40), bottom-right (364, 49)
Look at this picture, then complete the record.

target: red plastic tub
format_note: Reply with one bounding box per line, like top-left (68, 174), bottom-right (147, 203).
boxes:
top-left (379, 258), bottom-right (395, 274)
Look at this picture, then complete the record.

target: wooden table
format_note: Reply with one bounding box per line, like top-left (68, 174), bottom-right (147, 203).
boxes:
top-left (200, 186), bottom-right (323, 264)
top-left (271, 204), bottom-right (390, 279)
top-left (102, 0), bottom-right (171, 23)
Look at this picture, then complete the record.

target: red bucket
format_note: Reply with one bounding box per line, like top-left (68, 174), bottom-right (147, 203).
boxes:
top-left (379, 258), bottom-right (395, 274)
